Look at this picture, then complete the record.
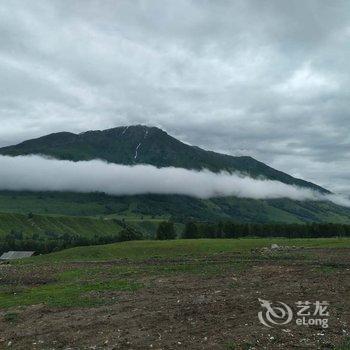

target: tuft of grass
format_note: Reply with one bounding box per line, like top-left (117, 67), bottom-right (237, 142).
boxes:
top-left (225, 341), bottom-right (254, 350)
top-left (0, 280), bottom-right (142, 309)
top-left (335, 337), bottom-right (350, 350)
top-left (225, 341), bottom-right (237, 349)
top-left (315, 265), bottom-right (340, 274)
top-left (3, 312), bottom-right (19, 324)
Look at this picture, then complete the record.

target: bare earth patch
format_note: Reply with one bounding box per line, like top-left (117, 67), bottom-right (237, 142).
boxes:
top-left (0, 248), bottom-right (349, 349)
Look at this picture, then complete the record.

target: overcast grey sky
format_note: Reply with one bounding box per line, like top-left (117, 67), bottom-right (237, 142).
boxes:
top-left (1, 0), bottom-right (349, 193)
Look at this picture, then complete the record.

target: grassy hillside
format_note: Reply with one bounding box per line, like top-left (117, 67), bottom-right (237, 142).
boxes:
top-left (120, 217), bottom-right (184, 238)
top-left (0, 212), bottom-right (124, 239)
top-left (1, 190), bottom-right (350, 224)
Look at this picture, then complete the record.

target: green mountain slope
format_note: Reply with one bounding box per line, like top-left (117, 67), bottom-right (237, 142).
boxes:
top-left (0, 212), bottom-right (124, 239)
top-left (0, 125), bottom-right (327, 193)
top-left (0, 190), bottom-right (349, 224)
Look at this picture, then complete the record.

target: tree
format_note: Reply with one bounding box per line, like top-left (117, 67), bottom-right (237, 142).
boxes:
top-left (156, 221), bottom-right (176, 240)
top-left (216, 221), bottom-right (224, 238)
top-left (182, 221), bottom-right (198, 239)
top-left (119, 227), bottom-right (142, 242)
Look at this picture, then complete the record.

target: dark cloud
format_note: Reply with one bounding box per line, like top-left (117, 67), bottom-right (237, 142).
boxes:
top-left (0, 0), bottom-right (349, 193)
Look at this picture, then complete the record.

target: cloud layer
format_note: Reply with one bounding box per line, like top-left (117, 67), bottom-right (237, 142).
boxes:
top-left (0, 1), bottom-right (349, 193)
top-left (0, 155), bottom-right (348, 207)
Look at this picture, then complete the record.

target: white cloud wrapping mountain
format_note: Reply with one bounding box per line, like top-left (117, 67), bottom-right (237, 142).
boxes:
top-left (0, 155), bottom-right (349, 206)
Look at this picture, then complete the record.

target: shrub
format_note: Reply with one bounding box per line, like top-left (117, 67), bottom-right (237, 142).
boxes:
top-left (156, 221), bottom-right (176, 240)
top-left (182, 221), bottom-right (198, 239)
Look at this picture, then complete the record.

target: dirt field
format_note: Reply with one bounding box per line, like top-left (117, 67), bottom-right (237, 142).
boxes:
top-left (0, 248), bottom-right (349, 349)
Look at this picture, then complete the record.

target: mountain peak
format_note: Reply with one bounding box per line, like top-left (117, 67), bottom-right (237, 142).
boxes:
top-left (113, 125), bottom-right (168, 137)
top-left (0, 125), bottom-right (328, 193)
top-left (77, 125), bottom-right (168, 140)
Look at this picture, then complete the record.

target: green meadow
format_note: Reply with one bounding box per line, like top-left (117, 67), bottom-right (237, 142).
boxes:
top-left (1, 237), bottom-right (349, 309)
top-left (29, 237), bottom-right (350, 263)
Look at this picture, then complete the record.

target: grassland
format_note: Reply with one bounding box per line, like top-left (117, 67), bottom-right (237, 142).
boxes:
top-left (1, 238), bottom-right (350, 349)
top-left (27, 237), bottom-right (350, 263)
top-left (2, 237), bottom-right (350, 309)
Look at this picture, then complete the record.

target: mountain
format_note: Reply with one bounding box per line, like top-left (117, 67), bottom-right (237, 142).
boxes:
top-left (0, 190), bottom-right (349, 224)
top-left (0, 125), bottom-right (328, 193)
top-left (1, 125), bottom-right (349, 224)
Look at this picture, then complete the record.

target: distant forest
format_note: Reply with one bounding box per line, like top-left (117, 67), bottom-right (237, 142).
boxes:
top-left (182, 221), bottom-right (350, 239)
top-left (1, 221), bottom-right (350, 256)
top-left (0, 226), bottom-right (142, 255)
